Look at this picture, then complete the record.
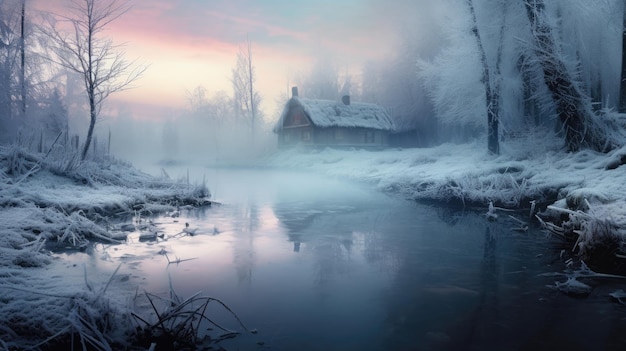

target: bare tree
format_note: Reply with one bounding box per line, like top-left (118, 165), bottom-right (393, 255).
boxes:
top-left (46, 0), bottom-right (145, 160)
top-left (0, 18), bottom-right (13, 127)
top-left (0, 1), bottom-right (21, 125)
top-left (467, 0), bottom-right (506, 155)
top-left (231, 37), bottom-right (261, 140)
top-left (186, 85), bottom-right (208, 115)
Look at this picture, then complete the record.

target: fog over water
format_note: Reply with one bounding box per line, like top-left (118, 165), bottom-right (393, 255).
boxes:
top-left (55, 167), bottom-right (626, 350)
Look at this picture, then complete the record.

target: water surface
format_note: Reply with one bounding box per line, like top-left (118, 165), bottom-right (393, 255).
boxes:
top-left (58, 168), bottom-right (626, 350)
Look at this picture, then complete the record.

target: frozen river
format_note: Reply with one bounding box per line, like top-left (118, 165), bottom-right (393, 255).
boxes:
top-left (60, 167), bottom-right (626, 350)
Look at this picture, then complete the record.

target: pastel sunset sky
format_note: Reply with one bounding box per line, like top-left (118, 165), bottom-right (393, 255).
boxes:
top-left (31, 0), bottom-right (444, 119)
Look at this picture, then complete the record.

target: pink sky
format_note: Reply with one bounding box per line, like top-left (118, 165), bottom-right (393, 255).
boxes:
top-left (30, 0), bottom-right (439, 119)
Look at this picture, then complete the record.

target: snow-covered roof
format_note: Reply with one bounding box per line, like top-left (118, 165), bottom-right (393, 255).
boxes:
top-left (276, 97), bottom-right (394, 131)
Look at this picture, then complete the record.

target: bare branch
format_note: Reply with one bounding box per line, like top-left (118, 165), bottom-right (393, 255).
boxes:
top-left (41, 0), bottom-right (147, 160)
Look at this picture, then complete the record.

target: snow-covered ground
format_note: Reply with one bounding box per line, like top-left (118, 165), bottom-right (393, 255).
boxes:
top-left (266, 134), bottom-right (626, 257)
top-left (0, 145), bottom-right (209, 349)
top-left (2, 133), bottom-right (626, 348)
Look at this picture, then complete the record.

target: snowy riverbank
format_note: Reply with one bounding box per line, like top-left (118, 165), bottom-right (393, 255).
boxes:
top-left (3, 135), bottom-right (626, 348)
top-left (266, 135), bottom-right (626, 268)
top-left (0, 145), bottom-right (210, 350)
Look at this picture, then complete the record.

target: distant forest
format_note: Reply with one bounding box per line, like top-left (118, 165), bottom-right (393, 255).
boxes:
top-left (296, 0), bottom-right (626, 152)
top-left (1, 0), bottom-right (625, 160)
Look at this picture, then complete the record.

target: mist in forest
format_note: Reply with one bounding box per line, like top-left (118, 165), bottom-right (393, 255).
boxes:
top-left (0, 0), bottom-right (624, 166)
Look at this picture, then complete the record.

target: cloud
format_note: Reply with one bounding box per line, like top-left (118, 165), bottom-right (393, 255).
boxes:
top-left (28, 0), bottom-right (452, 116)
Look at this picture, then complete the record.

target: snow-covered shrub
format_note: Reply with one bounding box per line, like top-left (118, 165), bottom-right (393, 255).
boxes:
top-left (541, 201), bottom-right (623, 265)
top-left (565, 188), bottom-right (610, 211)
top-left (604, 143), bottom-right (626, 170)
top-left (417, 169), bottom-right (536, 209)
top-left (2, 145), bottom-right (41, 178)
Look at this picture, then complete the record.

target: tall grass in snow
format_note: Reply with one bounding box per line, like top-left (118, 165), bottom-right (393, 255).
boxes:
top-left (0, 136), bottom-right (219, 348)
top-left (131, 286), bottom-right (254, 349)
top-left (3, 265), bottom-right (125, 351)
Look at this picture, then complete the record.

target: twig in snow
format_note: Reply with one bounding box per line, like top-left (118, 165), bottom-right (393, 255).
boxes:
top-left (84, 264), bottom-right (94, 292)
top-left (164, 252), bottom-right (197, 265)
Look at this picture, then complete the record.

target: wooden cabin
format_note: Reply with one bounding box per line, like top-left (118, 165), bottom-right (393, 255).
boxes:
top-left (274, 87), bottom-right (394, 148)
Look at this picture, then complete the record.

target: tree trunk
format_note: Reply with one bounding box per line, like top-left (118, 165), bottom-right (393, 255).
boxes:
top-left (619, 4), bottom-right (626, 113)
top-left (468, 0), bottom-right (499, 154)
top-left (247, 39), bottom-right (255, 143)
top-left (524, 0), bottom-right (607, 152)
top-left (492, 3), bottom-right (506, 152)
top-left (0, 63), bottom-right (11, 122)
top-left (81, 92), bottom-right (96, 160)
top-left (81, 0), bottom-right (95, 161)
top-left (19, 0), bottom-right (25, 118)
top-left (47, 0), bottom-right (144, 161)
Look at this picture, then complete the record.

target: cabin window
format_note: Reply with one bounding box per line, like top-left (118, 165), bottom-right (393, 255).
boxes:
top-left (365, 131), bottom-right (375, 143)
top-left (302, 130), bottom-right (311, 141)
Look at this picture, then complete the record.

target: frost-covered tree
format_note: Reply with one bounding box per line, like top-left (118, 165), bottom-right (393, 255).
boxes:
top-left (421, 0), bottom-right (623, 152)
top-left (418, 4), bottom-right (486, 143)
top-left (359, 27), bottom-right (438, 147)
top-left (38, 89), bottom-right (68, 140)
top-left (619, 4), bottom-right (626, 113)
top-left (556, 0), bottom-right (621, 110)
top-left (467, 0), bottom-right (507, 154)
top-left (185, 86), bottom-right (232, 142)
top-left (298, 56), bottom-right (340, 100)
top-left (45, 0), bottom-right (146, 160)
top-left (0, 0), bottom-right (79, 146)
top-left (18, 0), bottom-right (25, 118)
top-left (0, 0), bottom-right (42, 140)
top-left (0, 0), bottom-right (23, 127)
top-left (0, 20), bottom-right (14, 127)
top-left (524, 0), bottom-right (618, 152)
top-left (231, 37), bottom-right (261, 140)
top-left (181, 85), bottom-right (257, 159)
top-left (186, 85), bottom-right (209, 115)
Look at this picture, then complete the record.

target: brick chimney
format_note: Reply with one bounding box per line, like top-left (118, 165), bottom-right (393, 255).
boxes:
top-left (342, 95), bottom-right (350, 106)
top-left (292, 86), bottom-right (299, 97)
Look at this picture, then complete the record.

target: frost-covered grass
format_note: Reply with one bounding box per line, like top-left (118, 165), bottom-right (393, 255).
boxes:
top-left (1, 264), bottom-right (128, 350)
top-left (0, 144), bottom-right (211, 349)
top-left (131, 281), bottom-right (254, 350)
top-left (266, 132), bottom-right (626, 270)
top-left (267, 135), bottom-right (559, 208)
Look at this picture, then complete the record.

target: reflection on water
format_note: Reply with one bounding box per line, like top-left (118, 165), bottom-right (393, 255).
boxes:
top-left (59, 168), bottom-right (626, 350)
